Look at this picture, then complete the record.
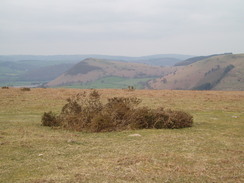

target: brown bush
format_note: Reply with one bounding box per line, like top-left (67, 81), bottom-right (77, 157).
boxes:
top-left (1, 86), bottom-right (9, 89)
top-left (41, 111), bottom-right (59, 127)
top-left (41, 90), bottom-right (193, 132)
top-left (126, 107), bottom-right (155, 129)
top-left (21, 87), bottom-right (31, 91)
top-left (90, 113), bottom-right (115, 132)
top-left (127, 86), bottom-right (135, 91)
top-left (162, 109), bottom-right (193, 128)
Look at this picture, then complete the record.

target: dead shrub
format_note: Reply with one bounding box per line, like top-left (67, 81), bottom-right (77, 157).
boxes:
top-left (125, 107), bottom-right (155, 130)
top-left (162, 109), bottom-right (193, 129)
top-left (90, 113), bottom-right (115, 132)
top-left (127, 86), bottom-right (135, 91)
top-left (41, 90), bottom-right (193, 132)
top-left (21, 87), bottom-right (31, 91)
top-left (41, 111), bottom-right (59, 127)
top-left (151, 108), bottom-right (193, 129)
top-left (1, 86), bottom-right (9, 89)
top-left (150, 108), bottom-right (170, 129)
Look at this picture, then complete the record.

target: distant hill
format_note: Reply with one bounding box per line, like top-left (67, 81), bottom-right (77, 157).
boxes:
top-left (0, 54), bottom-right (190, 86)
top-left (0, 60), bottom-right (76, 86)
top-left (19, 64), bottom-right (74, 82)
top-left (46, 58), bottom-right (175, 88)
top-left (127, 57), bottom-right (181, 66)
top-left (147, 53), bottom-right (244, 90)
top-left (0, 54), bottom-right (192, 66)
top-left (174, 53), bottom-right (233, 66)
top-left (1, 53), bottom-right (243, 90)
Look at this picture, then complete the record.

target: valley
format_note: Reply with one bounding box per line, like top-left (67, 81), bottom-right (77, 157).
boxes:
top-left (0, 53), bottom-right (243, 90)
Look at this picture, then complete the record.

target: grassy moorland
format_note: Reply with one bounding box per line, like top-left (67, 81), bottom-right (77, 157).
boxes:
top-left (0, 88), bottom-right (243, 183)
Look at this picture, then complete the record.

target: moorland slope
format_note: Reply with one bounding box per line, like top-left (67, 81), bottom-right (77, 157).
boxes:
top-left (47, 58), bottom-right (175, 87)
top-left (147, 53), bottom-right (244, 90)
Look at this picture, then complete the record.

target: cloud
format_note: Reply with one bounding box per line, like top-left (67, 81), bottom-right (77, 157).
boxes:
top-left (0, 0), bottom-right (243, 55)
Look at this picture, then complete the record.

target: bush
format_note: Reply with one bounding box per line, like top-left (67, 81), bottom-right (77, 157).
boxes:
top-left (90, 113), bottom-right (115, 132)
top-left (163, 109), bottom-right (193, 128)
top-left (21, 87), bottom-right (31, 91)
top-left (1, 86), bottom-right (9, 89)
top-left (126, 107), bottom-right (155, 129)
top-left (152, 108), bottom-right (193, 129)
top-left (127, 86), bottom-right (135, 91)
top-left (41, 111), bottom-right (59, 127)
top-left (41, 90), bottom-right (193, 132)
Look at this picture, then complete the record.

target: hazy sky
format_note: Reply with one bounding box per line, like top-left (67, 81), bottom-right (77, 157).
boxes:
top-left (0, 0), bottom-right (243, 56)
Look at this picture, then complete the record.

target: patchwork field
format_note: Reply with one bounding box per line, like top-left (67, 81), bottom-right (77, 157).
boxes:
top-left (59, 76), bottom-right (156, 89)
top-left (0, 88), bottom-right (243, 183)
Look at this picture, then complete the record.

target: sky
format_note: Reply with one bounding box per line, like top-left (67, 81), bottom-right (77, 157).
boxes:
top-left (0, 0), bottom-right (243, 56)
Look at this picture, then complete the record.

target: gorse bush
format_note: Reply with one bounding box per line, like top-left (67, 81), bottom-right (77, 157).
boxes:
top-left (41, 90), bottom-right (193, 132)
top-left (1, 86), bottom-right (9, 89)
top-left (127, 85), bottom-right (135, 91)
top-left (21, 87), bottom-right (31, 91)
top-left (41, 111), bottom-right (59, 127)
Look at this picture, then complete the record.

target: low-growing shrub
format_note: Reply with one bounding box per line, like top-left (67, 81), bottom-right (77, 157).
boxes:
top-left (127, 86), bottom-right (135, 91)
top-left (41, 90), bottom-right (193, 132)
top-left (162, 109), bottom-right (194, 129)
top-left (21, 87), bottom-right (31, 91)
top-left (41, 111), bottom-right (59, 127)
top-left (1, 86), bottom-right (9, 89)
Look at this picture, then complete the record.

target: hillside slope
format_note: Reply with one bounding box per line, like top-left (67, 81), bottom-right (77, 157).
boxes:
top-left (47, 58), bottom-right (175, 87)
top-left (0, 54), bottom-right (192, 66)
top-left (19, 64), bottom-right (74, 81)
top-left (0, 54), bottom-right (190, 86)
top-left (174, 53), bottom-right (232, 66)
top-left (147, 54), bottom-right (244, 90)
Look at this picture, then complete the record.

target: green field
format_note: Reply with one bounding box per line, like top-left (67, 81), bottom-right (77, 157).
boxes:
top-left (0, 60), bottom-right (76, 87)
top-left (61, 76), bottom-right (155, 89)
top-left (0, 88), bottom-right (243, 182)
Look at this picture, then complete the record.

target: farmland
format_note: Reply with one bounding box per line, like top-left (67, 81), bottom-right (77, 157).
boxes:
top-left (0, 88), bottom-right (243, 182)
top-left (59, 76), bottom-right (156, 89)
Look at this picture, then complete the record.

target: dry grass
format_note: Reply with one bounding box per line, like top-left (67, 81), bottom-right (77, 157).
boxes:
top-left (0, 88), bottom-right (243, 183)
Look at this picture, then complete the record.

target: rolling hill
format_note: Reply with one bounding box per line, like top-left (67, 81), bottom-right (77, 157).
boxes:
top-left (0, 54), bottom-right (192, 66)
top-left (19, 64), bottom-right (74, 82)
top-left (174, 53), bottom-right (232, 66)
top-left (46, 58), bottom-right (175, 88)
top-left (1, 53), bottom-right (243, 90)
top-left (0, 60), bottom-right (77, 86)
top-left (0, 54), bottom-right (190, 87)
top-left (147, 53), bottom-right (244, 90)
